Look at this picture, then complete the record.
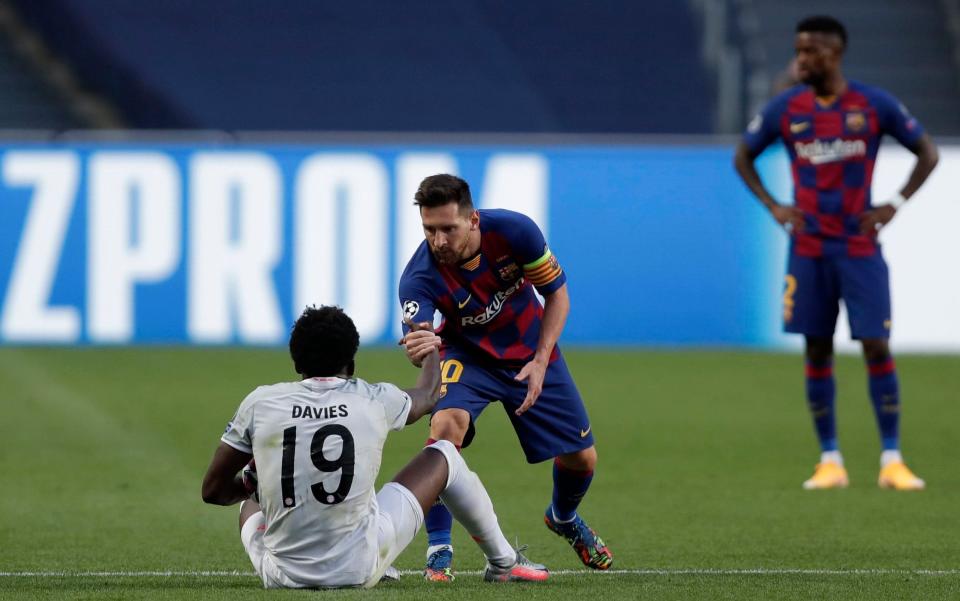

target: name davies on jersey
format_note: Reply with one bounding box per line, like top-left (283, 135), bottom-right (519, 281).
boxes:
top-left (794, 139), bottom-right (867, 165)
top-left (291, 404), bottom-right (349, 419)
top-left (461, 278), bottom-right (525, 326)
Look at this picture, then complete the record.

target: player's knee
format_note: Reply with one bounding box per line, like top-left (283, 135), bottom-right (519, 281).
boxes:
top-left (861, 339), bottom-right (890, 363)
top-left (558, 446), bottom-right (597, 472)
top-left (427, 439), bottom-right (466, 488)
top-left (805, 336), bottom-right (834, 363)
top-left (429, 409), bottom-right (470, 444)
top-left (238, 499), bottom-right (261, 531)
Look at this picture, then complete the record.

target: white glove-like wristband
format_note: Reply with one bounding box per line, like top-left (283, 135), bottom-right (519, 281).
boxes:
top-left (886, 193), bottom-right (907, 210)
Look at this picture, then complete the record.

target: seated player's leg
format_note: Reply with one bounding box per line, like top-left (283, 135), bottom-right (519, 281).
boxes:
top-left (362, 455), bottom-right (443, 588)
top-left (428, 440), bottom-right (548, 583)
top-left (238, 500), bottom-right (298, 589)
top-left (502, 354), bottom-right (613, 569)
top-left (422, 358), bottom-right (501, 582)
top-left (365, 442), bottom-right (548, 587)
top-left (838, 253), bottom-right (924, 490)
top-left (784, 254), bottom-right (847, 489)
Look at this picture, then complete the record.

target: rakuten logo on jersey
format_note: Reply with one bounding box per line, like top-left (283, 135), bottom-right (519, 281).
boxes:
top-left (794, 139), bottom-right (866, 164)
top-left (461, 278), bottom-right (525, 326)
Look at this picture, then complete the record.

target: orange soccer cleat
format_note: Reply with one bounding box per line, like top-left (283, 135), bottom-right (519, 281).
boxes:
top-left (802, 461), bottom-right (849, 490)
top-left (878, 461), bottom-right (926, 491)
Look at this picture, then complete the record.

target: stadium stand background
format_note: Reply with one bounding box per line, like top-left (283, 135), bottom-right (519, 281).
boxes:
top-left (3, 1), bottom-right (960, 135)
top-left (0, 2), bottom-right (80, 129)
top-left (5, 0), bottom-right (713, 133)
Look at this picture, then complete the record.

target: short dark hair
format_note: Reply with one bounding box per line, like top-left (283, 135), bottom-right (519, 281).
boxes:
top-left (414, 174), bottom-right (474, 213)
top-left (796, 15), bottom-right (847, 48)
top-left (289, 305), bottom-right (359, 378)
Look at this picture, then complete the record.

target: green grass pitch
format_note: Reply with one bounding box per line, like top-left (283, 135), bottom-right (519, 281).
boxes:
top-left (1, 347), bottom-right (958, 600)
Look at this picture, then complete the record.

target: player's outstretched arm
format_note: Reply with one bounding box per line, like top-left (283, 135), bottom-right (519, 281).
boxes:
top-left (403, 347), bottom-right (442, 424)
top-left (402, 318), bottom-right (442, 423)
top-left (733, 141), bottom-right (805, 231)
top-left (201, 442), bottom-right (254, 506)
top-left (400, 315), bottom-right (441, 367)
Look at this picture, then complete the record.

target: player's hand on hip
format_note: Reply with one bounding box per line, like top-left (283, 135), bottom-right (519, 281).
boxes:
top-left (771, 204), bottom-right (805, 233)
top-left (858, 205), bottom-right (896, 235)
top-left (514, 359), bottom-right (547, 416)
top-left (401, 329), bottom-right (440, 367)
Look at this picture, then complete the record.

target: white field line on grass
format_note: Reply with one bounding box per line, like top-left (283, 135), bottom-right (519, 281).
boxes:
top-left (1, 568), bottom-right (959, 577)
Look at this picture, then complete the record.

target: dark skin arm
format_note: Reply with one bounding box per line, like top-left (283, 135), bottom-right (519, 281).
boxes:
top-left (733, 141), bottom-right (805, 231)
top-left (401, 320), bottom-right (442, 425)
top-left (735, 134), bottom-right (939, 234)
top-left (858, 133), bottom-right (939, 233)
top-left (201, 443), bottom-right (253, 505)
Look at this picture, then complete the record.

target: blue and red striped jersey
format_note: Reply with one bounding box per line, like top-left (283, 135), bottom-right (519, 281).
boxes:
top-left (399, 209), bottom-right (566, 366)
top-left (743, 81), bottom-right (924, 257)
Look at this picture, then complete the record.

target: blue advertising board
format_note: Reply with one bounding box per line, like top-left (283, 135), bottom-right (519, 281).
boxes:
top-left (0, 142), bottom-right (787, 346)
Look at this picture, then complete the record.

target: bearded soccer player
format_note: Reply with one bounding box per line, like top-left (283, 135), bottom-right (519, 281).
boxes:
top-left (398, 174), bottom-right (612, 581)
top-left (734, 16), bottom-right (938, 490)
top-left (201, 306), bottom-right (548, 588)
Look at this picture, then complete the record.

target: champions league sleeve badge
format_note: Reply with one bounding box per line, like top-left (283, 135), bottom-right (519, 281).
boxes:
top-left (402, 300), bottom-right (420, 321)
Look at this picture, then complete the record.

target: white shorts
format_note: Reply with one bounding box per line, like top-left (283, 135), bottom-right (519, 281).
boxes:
top-left (239, 483), bottom-right (424, 589)
top-left (362, 482), bottom-right (424, 588)
top-left (240, 510), bottom-right (297, 589)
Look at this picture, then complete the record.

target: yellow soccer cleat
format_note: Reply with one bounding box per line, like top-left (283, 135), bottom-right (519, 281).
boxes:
top-left (878, 461), bottom-right (926, 491)
top-left (802, 462), bottom-right (849, 490)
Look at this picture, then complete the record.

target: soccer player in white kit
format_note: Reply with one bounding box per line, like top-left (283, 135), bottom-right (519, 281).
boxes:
top-left (201, 305), bottom-right (548, 588)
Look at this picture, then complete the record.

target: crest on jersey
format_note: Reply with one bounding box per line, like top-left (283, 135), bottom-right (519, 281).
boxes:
top-left (845, 111), bottom-right (866, 132)
top-left (402, 300), bottom-right (420, 321)
top-left (747, 114), bottom-right (762, 133)
top-left (498, 262), bottom-right (520, 281)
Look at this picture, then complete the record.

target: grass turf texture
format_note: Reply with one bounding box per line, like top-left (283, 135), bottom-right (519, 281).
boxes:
top-left (1, 347), bottom-right (958, 600)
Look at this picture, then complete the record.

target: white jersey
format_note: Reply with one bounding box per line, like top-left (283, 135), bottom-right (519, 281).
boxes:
top-left (221, 376), bottom-right (411, 587)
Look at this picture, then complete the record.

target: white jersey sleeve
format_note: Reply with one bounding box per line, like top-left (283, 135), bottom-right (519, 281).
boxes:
top-left (221, 388), bottom-right (260, 453)
top-left (368, 382), bottom-right (412, 431)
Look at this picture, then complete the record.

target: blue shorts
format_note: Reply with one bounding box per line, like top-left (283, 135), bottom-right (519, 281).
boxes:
top-left (433, 351), bottom-right (594, 464)
top-left (783, 251), bottom-right (891, 339)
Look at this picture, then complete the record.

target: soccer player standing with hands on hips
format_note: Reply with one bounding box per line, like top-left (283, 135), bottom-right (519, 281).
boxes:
top-left (202, 306), bottom-right (549, 588)
top-left (734, 16), bottom-right (938, 490)
top-left (399, 174), bottom-right (612, 581)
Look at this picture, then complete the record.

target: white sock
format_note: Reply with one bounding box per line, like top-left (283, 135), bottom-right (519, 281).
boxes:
top-left (821, 450), bottom-right (844, 466)
top-left (430, 441), bottom-right (515, 568)
top-left (551, 507), bottom-right (576, 524)
top-left (880, 449), bottom-right (903, 467)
